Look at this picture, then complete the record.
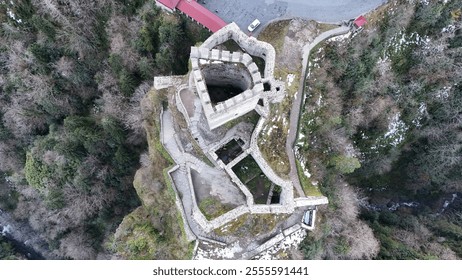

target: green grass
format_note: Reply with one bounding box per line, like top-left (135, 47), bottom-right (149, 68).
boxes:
top-left (232, 155), bottom-right (276, 204)
top-left (258, 67), bottom-right (299, 179)
top-left (316, 23), bottom-right (340, 33)
top-left (257, 108), bottom-right (291, 177)
top-left (258, 20), bottom-right (291, 56)
top-left (246, 174), bottom-right (273, 204)
top-left (214, 213), bottom-right (289, 237)
top-left (223, 110), bottom-right (260, 130)
top-left (220, 39), bottom-right (243, 52)
top-left (198, 197), bottom-right (233, 220)
top-left (257, 19), bottom-right (304, 179)
top-left (232, 155), bottom-right (262, 184)
top-left (296, 159), bottom-right (323, 197)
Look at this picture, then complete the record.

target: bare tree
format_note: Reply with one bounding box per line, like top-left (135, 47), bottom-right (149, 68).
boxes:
top-left (58, 228), bottom-right (97, 259)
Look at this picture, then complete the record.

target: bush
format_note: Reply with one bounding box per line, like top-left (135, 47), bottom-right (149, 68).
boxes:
top-left (330, 155), bottom-right (361, 174)
top-left (300, 234), bottom-right (323, 259)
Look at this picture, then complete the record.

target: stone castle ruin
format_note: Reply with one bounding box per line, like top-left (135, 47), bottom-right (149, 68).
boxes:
top-left (190, 23), bottom-right (281, 129)
top-left (154, 23), bottom-right (328, 249)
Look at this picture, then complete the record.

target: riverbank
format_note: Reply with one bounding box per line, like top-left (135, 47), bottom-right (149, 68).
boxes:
top-left (0, 209), bottom-right (56, 260)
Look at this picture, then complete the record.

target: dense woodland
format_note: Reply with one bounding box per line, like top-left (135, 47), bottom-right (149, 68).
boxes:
top-left (299, 0), bottom-right (462, 259)
top-left (0, 0), bottom-right (208, 259)
top-left (1, 0), bottom-right (461, 260)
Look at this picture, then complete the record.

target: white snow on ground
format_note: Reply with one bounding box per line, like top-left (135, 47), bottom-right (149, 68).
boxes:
top-left (412, 103), bottom-right (427, 127)
top-left (440, 193), bottom-right (458, 214)
top-left (2, 224), bottom-right (12, 235)
top-left (420, 0), bottom-right (430, 5)
top-left (388, 201), bottom-right (419, 211)
top-left (194, 242), bottom-right (242, 260)
top-left (435, 86), bottom-right (452, 99)
top-left (442, 24), bottom-right (456, 33)
top-left (376, 56), bottom-right (392, 74)
top-left (6, 8), bottom-right (22, 23)
top-left (286, 74), bottom-right (295, 87)
top-left (383, 112), bottom-right (408, 146)
top-left (299, 159), bottom-right (312, 178)
top-left (384, 30), bottom-right (429, 60)
top-left (253, 229), bottom-right (307, 260)
top-left (368, 112), bottom-right (409, 151)
top-left (316, 95), bottom-right (322, 107)
top-left (327, 32), bottom-right (351, 42)
top-left (344, 143), bottom-right (356, 157)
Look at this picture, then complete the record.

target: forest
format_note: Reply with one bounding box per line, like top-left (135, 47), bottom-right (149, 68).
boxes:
top-left (1, 0), bottom-right (461, 260)
top-left (0, 0), bottom-right (208, 259)
top-left (298, 0), bottom-right (462, 259)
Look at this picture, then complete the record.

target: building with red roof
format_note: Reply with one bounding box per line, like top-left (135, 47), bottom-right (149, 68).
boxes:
top-left (353, 15), bottom-right (367, 28)
top-left (156, 0), bottom-right (181, 11)
top-left (156, 0), bottom-right (227, 33)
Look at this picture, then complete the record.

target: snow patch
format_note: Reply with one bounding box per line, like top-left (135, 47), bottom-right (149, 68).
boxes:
top-left (2, 224), bottom-right (12, 236)
top-left (194, 242), bottom-right (242, 260)
top-left (412, 103), bottom-right (427, 127)
top-left (440, 193), bottom-right (458, 214)
top-left (420, 0), bottom-right (430, 5)
top-left (435, 86), bottom-right (451, 99)
top-left (383, 112), bottom-right (407, 146)
top-left (299, 159), bottom-right (312, 178)
top-left (327, 32), bottom-right (351, 42)
top-left (442, 24), bottom-right (456, 33)
top-left (316, 95), bottom-right (322, 107)
top-left (254, 229), bottom-right (307, 260)
top-left (384, 30), bottom-right (429, 59)
top-left (6, 8), bottom-right (23, 23)
top-left (286, 74), bottom-right (295, 87)
top-left (388, 201), bottom-right (419, 211)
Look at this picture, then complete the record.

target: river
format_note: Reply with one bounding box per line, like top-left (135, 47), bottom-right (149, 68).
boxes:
top-left (0, 209), bottom-right (55, 260)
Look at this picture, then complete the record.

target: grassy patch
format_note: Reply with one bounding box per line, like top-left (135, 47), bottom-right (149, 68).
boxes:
top-left (246, 174), bottom-right (273, 204)
top-left (251, 55), bottom-right (266, 74)
top-left (257, 69), bottom-right (299, 179)
top-left (316, 23), bottom-right (340, 33)
top-left (222, 110), bottom-right (260, 130)
top-left (232, 155), bottom-right (261, 183)
top-left (214, 213), bottom-right (288, 237)
top-left (198, 197), bottom-right (233, 221)
top-left (232, 155), bottom-right (275, 204)
top-left (258, 20), bottom-right (291, 56)
top-left (275, 68), bottom-right (300, 97)
top-left (258, 67), bottom-right (299, 178)
top-left (258, 19), bottom-right (304, 179)
top-left (217, 39), bottom-right (243, 52)
top-left (257, 102), bottom-right (291, 178)
top-left (296, 159), bottom-right (322, 197)
top-left (191, 140), bottom-right (214, 167)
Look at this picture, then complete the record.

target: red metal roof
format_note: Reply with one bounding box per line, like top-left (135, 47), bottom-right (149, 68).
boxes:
top-left (354, 15), bottom-right (367, 28)
top-left (157, 0), bottom-right (181, 10)
top-left (177, 0), bottom-right (227, 32)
